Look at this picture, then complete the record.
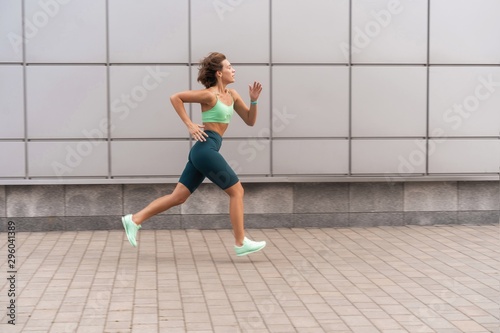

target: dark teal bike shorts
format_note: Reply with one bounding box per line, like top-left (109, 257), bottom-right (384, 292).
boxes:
top-left (179, 130), bottom-right (239, 193)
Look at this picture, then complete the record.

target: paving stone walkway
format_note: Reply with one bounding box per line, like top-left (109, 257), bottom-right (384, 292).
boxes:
top-left (1, 225), bottom-right (499, 332)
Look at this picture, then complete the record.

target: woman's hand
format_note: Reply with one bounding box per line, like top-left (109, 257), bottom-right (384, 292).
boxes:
top-left (249, 81), bottom-right (262, 102)
top-left (188, 123), bottom-right (208, 142)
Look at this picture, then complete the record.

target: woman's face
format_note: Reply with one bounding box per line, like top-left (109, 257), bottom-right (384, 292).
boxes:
top-left (219, 59), bottom-right (235, 84)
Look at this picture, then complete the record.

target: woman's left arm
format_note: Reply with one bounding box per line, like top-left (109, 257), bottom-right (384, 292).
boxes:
top-left (232, 81), bottom-right (262, 127)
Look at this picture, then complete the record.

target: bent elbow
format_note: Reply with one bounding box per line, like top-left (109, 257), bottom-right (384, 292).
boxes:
top-left (170, 94), bottom-right (180, 106)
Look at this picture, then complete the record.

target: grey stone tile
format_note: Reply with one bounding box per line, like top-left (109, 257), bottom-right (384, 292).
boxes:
top-left (350, 182), bottom-right (404, 212)
top-left (244, 213), bottom-right (294, 229)
top-left (65, 185), bottom-right (122, 216)
top-left (293, 213), bottom-right (349, 228)
top-left (293, 183), bottom-right (348, 213)
top-left (182, 184), bottom-right (229, 214)
top-left (140, 214), bottom-right (181, 230)
top-left (124, 184), bottom-right (180, 215)
top-left (349, 212), bottom-right (404, 227)
top-left (404, 211), bottom-right (457, 225)
top-left (244, 183), bottom-right (294, 214)
top-left (0, 218), bottom-right (18, 232)
top-left (0, 186), bottom-right (5, 217)
top-left (7, 185), bottom-right (65, 217)
top-left (458, 211), bottom-right (499, 225)
top-left (458, 181), bottom-right (500, 211)
top-left (181, 214), bottom-right (231, 229)
top-left (9, 217), bottom-right (66, 231)
top-left (404, 182), bottom-right (458, 211)
top-left (64, 216), bottom-right (121, 231)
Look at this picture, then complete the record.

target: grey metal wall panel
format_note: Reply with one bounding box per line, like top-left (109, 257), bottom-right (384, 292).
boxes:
top-left (0, 66), bottom-right (24, 138)
top-left (26, 66), bottom-right (107, 139)
top-left (221, 139), bottom-right (271, 176)
top-left (351, 0), bottom-right (428, 64)
top-left (272, 0), bottom-right (349, 63)
top-left (429, 67), bottom-right (500, 137)
top-left (28, 141), bottom-right (108, 177)
top-left (24, 0), bottom-right (106, 63)
top-left (429, 0), bottom-right (500, 64)
top-left (0, 142), bottom-right (25, 177)
top-left (0, 0), bottom-right (22, 62)
top-left (108, 0), bottom-right (189, 63)
top-left (352, 66), bottom-right (427, 137)
top-left (273, 139), bottom-right (349, 175)
top-left (190, 0), bottom-right (270, 63)
top-left (429, 139), bottom-right (500, 173)
top-left (111, 140), bottom-right (189, 176)
top-left (110, 65), bottom-right (190, 139)
top-left (352, 139), bottom-right (427, 174)
top-left (272, 66), bottom-right (349, 138)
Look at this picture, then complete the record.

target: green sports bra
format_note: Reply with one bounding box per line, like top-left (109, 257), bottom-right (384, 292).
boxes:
top-left (202, 95), bottom-right (234, 124)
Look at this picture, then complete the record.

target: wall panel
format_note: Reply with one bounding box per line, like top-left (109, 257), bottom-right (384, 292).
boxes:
top-left (429, 67), bottom-right (500, 137)
top-left (190, 0), bottom-right (269, 63)
top-left (0, 66), bottom-right (24, 138)
top-left (28, 141), bottom-right (108, 177)
top-left (351, 0), bottom-right (427, 63)
top-left (352, 139), bottom-right (427, 174)
top-left (429, 0), bottom-right (500, 64)
top-left (111, 141), bottom-right (189, 177)
top-left (272, 0), bottom-right (349, 63)
top-left (273, 140), bottom-right (349, 175)
top-left (273, 66), bottom-right (349, 138)
top-left (352, 66), bottom-right (427, 137)
top-left (429, 140), bottom-right (500, 174)
top-left (0, 0), bottom-right (23, 62)
top-left (110, 65), bottom-right (189, 138)
top-left (109, 0), bottom-right (189, 63)
top-left (0, 142), bottom-right (25, 177)
top-left (24, 0), bottom-right (106, 63)
top-left (26, 66), bottom-right (107, 139)
top-left (222, 140), bottom-right (271, 176)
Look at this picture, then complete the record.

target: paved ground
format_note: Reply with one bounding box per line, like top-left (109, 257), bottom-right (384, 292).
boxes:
top-left (0, 225), bottom-right (498, 333)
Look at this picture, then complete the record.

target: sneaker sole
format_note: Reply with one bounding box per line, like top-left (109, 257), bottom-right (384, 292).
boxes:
top-left (236, 243), bottom-right (266, 256)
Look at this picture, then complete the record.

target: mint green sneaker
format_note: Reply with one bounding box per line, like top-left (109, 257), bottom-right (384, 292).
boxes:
top-left (122, 214), bottom-right (141, 247)
top-left (234, 237), bottom-right (266, 256)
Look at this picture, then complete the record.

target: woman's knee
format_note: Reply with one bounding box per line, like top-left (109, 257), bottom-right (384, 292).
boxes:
top-left (172, 193), bottom-right (188, 206)
top-left (225, 182), bottom-right (244, 198)
top-left (171, 183), bottom-right (191, 205)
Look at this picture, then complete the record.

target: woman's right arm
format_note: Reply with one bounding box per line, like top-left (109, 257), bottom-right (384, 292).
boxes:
top-left (170, 90), bottom-right (213, 141)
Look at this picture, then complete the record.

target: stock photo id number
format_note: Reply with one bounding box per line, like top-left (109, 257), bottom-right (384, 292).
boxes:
top-left (6, 221), bottom-right (17, 325)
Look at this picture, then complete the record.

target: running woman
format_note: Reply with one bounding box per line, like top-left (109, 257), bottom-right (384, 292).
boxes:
top-left (121, 52), bottom-right (266, 256)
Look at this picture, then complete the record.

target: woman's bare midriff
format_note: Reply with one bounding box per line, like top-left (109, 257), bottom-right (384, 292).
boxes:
top-left (204, 122), bottom-right (229, 137)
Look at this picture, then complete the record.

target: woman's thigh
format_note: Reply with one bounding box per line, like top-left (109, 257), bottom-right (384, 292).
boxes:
top-left (190, 145), bottom-right (239, 190)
